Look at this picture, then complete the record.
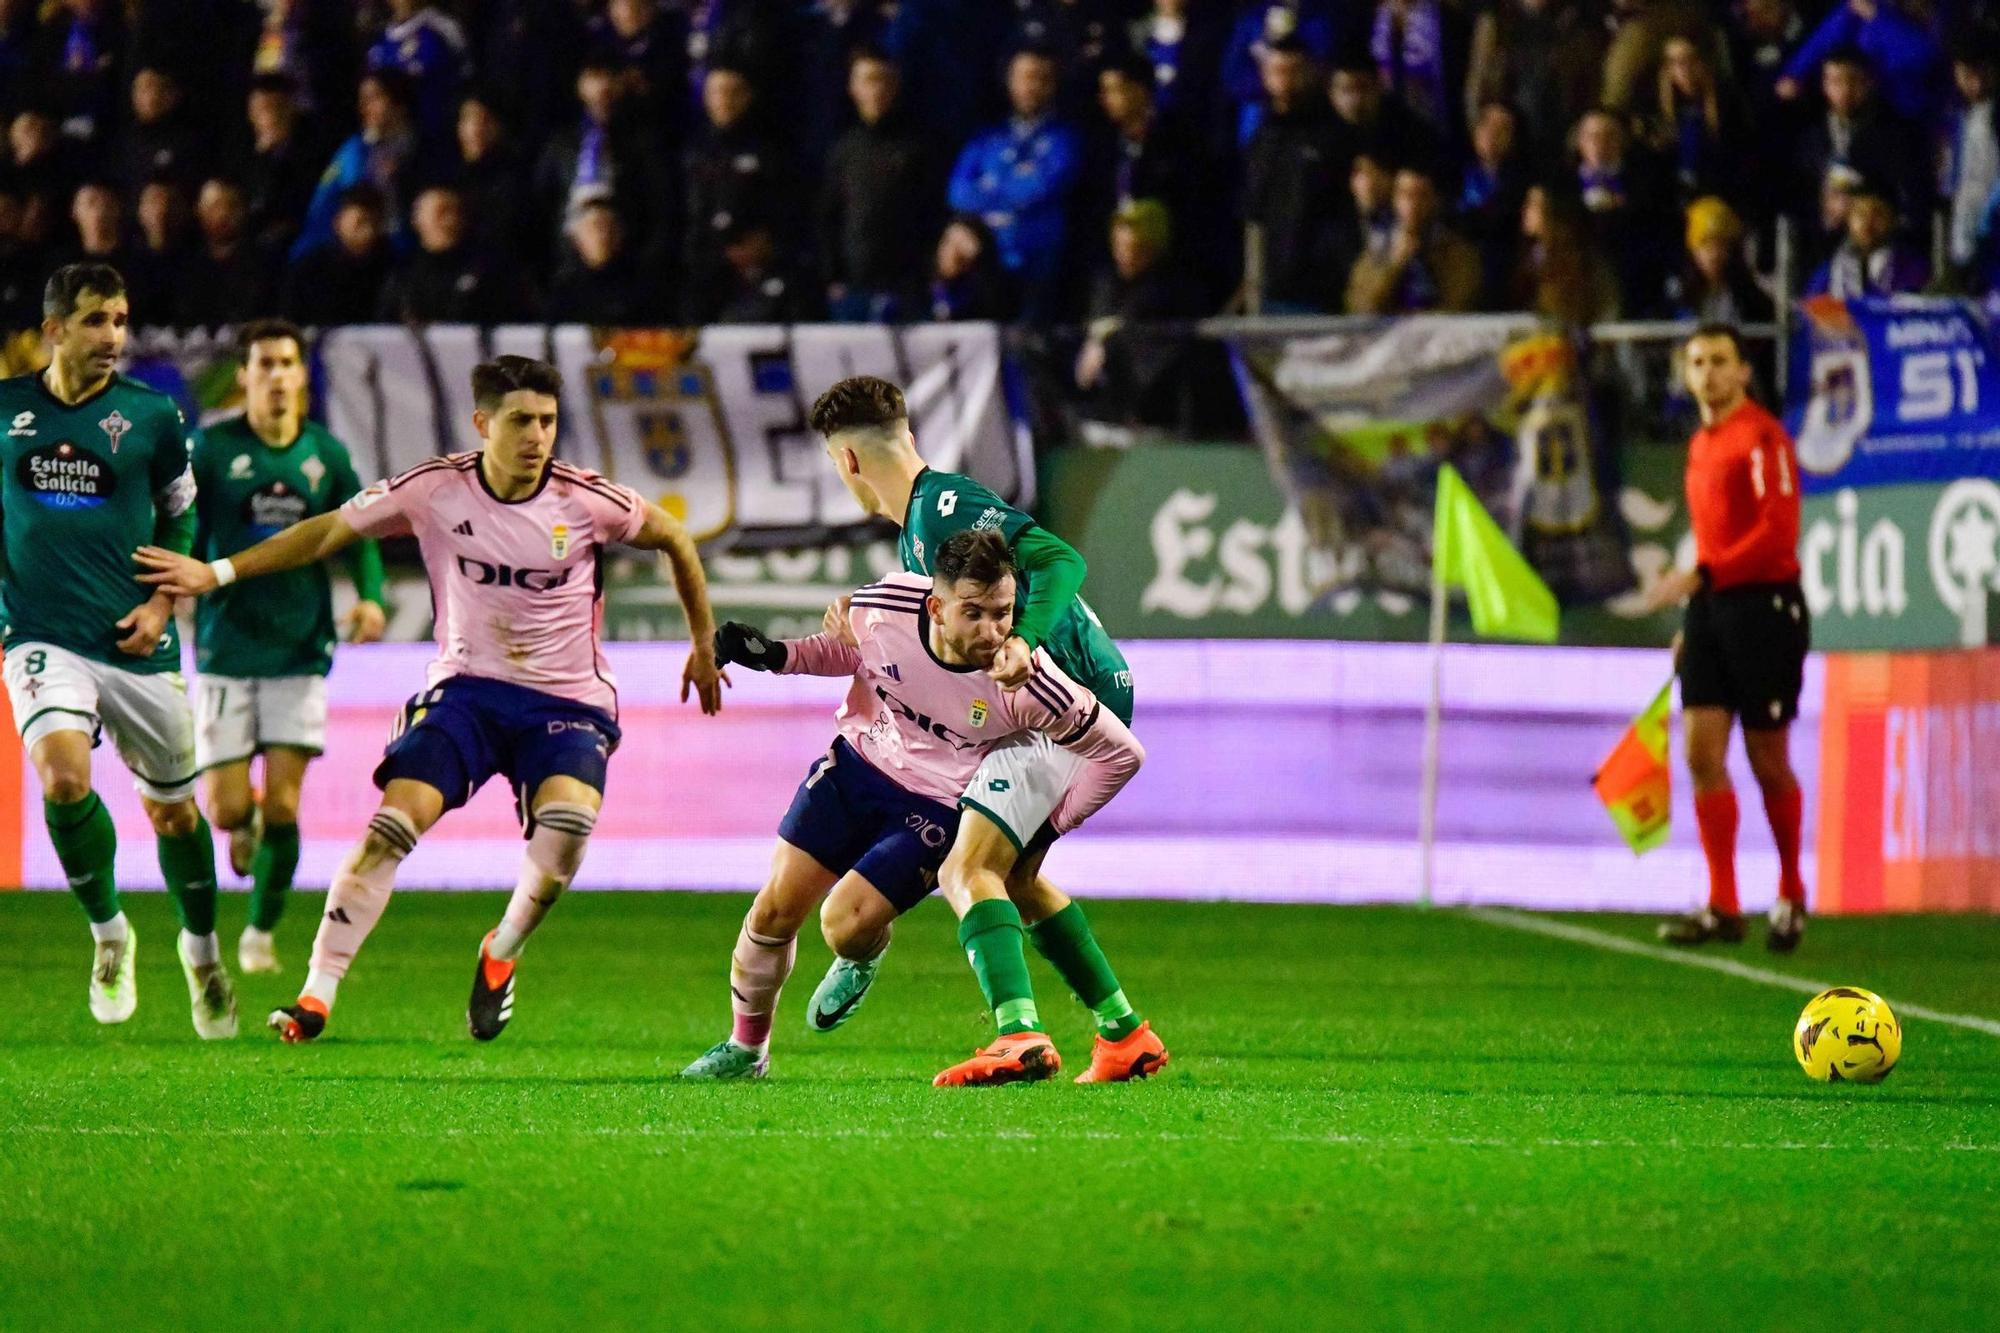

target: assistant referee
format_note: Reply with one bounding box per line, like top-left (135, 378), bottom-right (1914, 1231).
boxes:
top-left (1647, 323), bottom-right (1809, 953)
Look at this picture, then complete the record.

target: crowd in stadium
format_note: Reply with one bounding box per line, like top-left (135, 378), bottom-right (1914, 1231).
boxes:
top-left (0, 0), bottom-right (1996, 339)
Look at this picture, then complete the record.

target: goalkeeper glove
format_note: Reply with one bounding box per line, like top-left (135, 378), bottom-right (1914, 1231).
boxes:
top-left (715, 621), bottom-right (787, 671)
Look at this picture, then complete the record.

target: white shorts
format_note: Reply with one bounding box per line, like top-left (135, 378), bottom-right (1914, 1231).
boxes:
top-left (195, 673), bottom-right (329, 770)
top-left (959, 730), bottom-right (1087, 851)
top-left (3, 641), bottom-right (198, 803)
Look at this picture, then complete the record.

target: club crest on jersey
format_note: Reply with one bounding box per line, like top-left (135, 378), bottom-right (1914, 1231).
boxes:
top-left (551, 522), bottom-right (571, 559)
top-left (300, 454), bottom-right (326, 492)
top-left (969, 698), bottom-right (989, 728)
top-left (8, 411), bottom-right (34, 437)
top-left (98, 409), bottom-right (130, 453)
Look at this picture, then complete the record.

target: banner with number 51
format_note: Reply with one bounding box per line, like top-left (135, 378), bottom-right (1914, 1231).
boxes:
top-left (1788, 295), bottom-right (2000, 494)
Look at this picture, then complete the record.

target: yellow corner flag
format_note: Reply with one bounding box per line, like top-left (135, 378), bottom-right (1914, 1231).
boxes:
top-left (1593, 681), bottom-right (1675, 855)
top-left (1432, 464), bottom-right (1559, 642)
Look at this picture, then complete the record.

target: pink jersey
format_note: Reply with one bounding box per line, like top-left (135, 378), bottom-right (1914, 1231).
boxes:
top-left (777, 572), bottom-right (1144, 834)
top-left (342, 453), bottom-right (647, 715)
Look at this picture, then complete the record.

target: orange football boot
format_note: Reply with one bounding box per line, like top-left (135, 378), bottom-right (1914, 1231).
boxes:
top-left (1074, 1021), bottom-right (1170, 1083)
top-left (268, 994), bottom-right (328, 1043)
top-left (932, 1031), bottom-right (1062, 1087)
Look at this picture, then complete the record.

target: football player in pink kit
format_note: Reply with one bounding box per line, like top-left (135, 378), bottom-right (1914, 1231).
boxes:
top-left (680, 529), bottom-right (1144, 1086)
top-left (136, 356), bottom-right (726, 1042)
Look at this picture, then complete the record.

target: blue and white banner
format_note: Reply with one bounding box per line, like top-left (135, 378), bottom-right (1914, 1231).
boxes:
top-left (1789, 295), bottom-right (2000, 493)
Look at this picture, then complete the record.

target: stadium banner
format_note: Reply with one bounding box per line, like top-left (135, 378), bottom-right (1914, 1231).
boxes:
top-left (1221, 316), bottom-right (1634, 619)
top-left (1039, 443), bottom-right (1692, 647)
top-left (1816, 647), bottom-right (2000, 913)
top-left (4, 640), bottom-right (1820, 912)
top-left (1800, 479), bottom-right (2000, 650)
top-left (1789, 295), bottom-right (2000, 494)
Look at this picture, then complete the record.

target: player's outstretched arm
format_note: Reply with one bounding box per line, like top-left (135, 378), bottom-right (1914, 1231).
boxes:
top-left (1005, 655), bottom-right (1145, 834)
top-left (630, 502), bottom-right (728, 715)
top-left (135, 510), bottom-right (360, 597)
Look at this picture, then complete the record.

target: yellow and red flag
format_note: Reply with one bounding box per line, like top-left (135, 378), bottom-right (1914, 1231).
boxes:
top-left (1593, 681), bottom-right (1674, 854)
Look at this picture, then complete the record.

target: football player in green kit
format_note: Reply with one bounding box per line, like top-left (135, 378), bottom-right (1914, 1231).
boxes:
top-left (804, 376), bottom-right (1169, 1086)
top-left (191, 319), bottom-right (386, 974)
top-left (0, 263), bottom-right (234, 1037)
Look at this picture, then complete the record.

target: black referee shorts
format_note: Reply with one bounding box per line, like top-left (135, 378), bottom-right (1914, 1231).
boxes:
top-left (1678, 580), bottom-right (1810, 730)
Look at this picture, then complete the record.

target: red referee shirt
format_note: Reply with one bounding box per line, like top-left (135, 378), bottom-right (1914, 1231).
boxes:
top-left (1685, 397), bottom-right (1802, 590)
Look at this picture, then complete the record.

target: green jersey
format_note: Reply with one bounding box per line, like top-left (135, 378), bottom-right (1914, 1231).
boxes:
top-left (193, 416), bottom-right (378, 678)
top-left (0, 371), bottom-right (196, 673)
top-left (900, 467), bottom-right (1134, 724)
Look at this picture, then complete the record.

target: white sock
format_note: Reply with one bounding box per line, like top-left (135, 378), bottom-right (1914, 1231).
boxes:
top-left (179, 929), bottom-right (219, 967)
top-left (302, 967), bottom-right (340, 1009)
top-left (241, 925), bottom-right (274, 945)
top-left (90, 912), bottom-right (129, 945)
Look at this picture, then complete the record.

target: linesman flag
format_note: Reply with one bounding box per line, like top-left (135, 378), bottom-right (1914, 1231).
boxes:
top-left (1431, 464), bottom-right (1559, 642)
top-left (1593, 681), bottom-right (1675, 855)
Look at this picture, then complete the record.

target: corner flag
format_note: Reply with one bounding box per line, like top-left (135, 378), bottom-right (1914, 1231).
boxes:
top-left (1431, 465), bottom-right (1558, 643)
top-left (1593, 681), bottom-right (1675, 855)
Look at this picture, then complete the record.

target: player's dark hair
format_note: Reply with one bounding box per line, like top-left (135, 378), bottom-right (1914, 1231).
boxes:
top-left (808, 376), bottom-right (906, 437)
top-left (934, 529), bottom-right (1015, 590)
top-left (472, 355), bottom-right (563, 410)
top-left (238, 317), bottom-right (305, 358)
top-left (43, 262), bottom-right (126, 322)
top-left (1686, 322), bottom-right (1747, 360)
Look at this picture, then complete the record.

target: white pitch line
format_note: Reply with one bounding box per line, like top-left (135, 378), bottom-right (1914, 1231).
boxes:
top-left (1467, 907), bottom-right (2000, 1038)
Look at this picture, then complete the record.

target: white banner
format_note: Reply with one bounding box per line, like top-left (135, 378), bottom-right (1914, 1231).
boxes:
top-left (317, 322), bottom-right (1032, 545)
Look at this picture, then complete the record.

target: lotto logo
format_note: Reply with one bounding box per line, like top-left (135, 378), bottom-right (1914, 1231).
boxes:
top-left (988, 779), bottom-right (1011, 793)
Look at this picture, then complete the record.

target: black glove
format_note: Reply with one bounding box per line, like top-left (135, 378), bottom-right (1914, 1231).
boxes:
top-left (714, 621), bottom-right (787, 671)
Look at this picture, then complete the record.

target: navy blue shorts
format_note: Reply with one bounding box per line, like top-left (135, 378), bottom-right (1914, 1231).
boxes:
top-left (777, 738), bottom-right (958, 913)
top-left (375, 675), bottom-right (620, 831)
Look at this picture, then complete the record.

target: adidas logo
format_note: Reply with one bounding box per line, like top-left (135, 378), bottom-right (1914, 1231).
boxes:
top-left (327, 907), bottom-right (353, 924)
top-left (453, 521), bottom-right (475, 536)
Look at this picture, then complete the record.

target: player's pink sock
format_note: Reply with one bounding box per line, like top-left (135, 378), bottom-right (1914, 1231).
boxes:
top-left (304, 810), bottom-right (416, 1007)
top-left (1694, 789), bottom-right (1740, 917)
top-left (729, 916), bottom-right (796, 1051)
top-left (1764, 783), bottom-right (1806, 906)
top-left (489, 803), bottom-right (596, 962)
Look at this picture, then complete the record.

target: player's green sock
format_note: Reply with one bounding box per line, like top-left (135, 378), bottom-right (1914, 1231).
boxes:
top-left (45, 794), bottom-right (119, 923)
top-left (1029, 902), bottom-right (1142, 1041)
top-left (957, 898), bottom-right (1042, 1035)
top-left (157, 815), bottom-right (219, 936)
top-left (249, 820), bottom-right (301, 931)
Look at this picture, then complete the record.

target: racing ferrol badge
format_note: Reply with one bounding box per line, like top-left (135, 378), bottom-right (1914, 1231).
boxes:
top-left (551, 522), bottom-right (571, 559)
top-left (969, 698), bottom-right (989, 728)
top-left (98, 409), bottom-right (130, 453)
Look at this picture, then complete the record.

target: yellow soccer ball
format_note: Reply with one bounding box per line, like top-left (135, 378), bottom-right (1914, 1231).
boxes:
top-left (1794, 988), bottom-right (1901, 1083)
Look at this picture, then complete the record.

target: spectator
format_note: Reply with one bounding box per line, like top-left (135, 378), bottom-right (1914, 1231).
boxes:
top-left (378, 184), bottom-right (526, 324)
top-left (1779, 0), bottom-right (1942, 128)
top-left (1510, 184), bottom-right (1620, 324)
top-left (239, 74), bottom-right (321, 254)
top-left (33, 0), bottom-right (125, 145)
top-left (175, 176), bottom-right (278, 329)
top-left (682, 63), bottom-right (795, 294)
top-left (467, 0), bottom-right (584, 142)
top-left (0, 1), bottom-right (37, 124)
top-left (1346, 166), bottom-right (1481, 313)
top-left (1599, 0), bottom-right (1722, 116)
top-left (587, 0), bottom-right (690, 140)
top-left (114, 67), bottom-right (206, 196)
top-left (1666, 196), bottom-right (1773, 322)
top-left (1945, 38), bottom-right (2000, 278)
top-left (1458, 99), bottom-right (1529, 298)
top-left (1464, 0), bottom-right (1603, 171)
top-left (1369, 0), bottom-right (1469, 153)
top-left (876, 0), bottom-right (1014, 150)
top-left (67, 181), bottom-right (130, 269)
top-left (126, 175), bottom-right (189, 322)
top-left (249, 0), bottom-right (351, 114)
top-left (453, 93), bottom-right (537, 277)
top-left (946, 46), bottom-right (1084, 323)
top-left (1075, 198), bottom-right (1205, 426)
top-left (1222, 0), bottom-right (1341, 145)
top-left (1649, 36), bottom-right (1742, 207)
top-left (1792, 50), bottom-right (1926, 229)
top-left (818, 48), bottom-right (935, 323)
top-left (546, 197), bottom-right (656, 325)
top-left (685, 0), bottom-right (804, 127)
top-left (1089, 54), bottom-right (1216, 285)
top-left (927, 213), bottom-right (1015, 321)
top-left (1130, 0), bottom-right (1227, 126)
top-left (799, 1), bottom-right (893, 168)
top-left (1330, 150), bottom-right (1397, 291)
top-left (1806, 183), bottom-right (1930, 295)
top-left (1243, 39), bottom-right (1340, 312)
top-left (366, 0), bottom-right (470, 136)
top-left (281, 184), bottom-right (394, 325)
top-left (1570, 107), bottom-right (1669, 315)
top-left (292, 69), bottom-right (443, 259)
top-left (537, 57), bottom-right (674, 271)
top-left (8, 106), bottom-right (76, 230)
top-left (1728, 0), bottom-right (1809, 129)
top-left (1327, 57), bottom-right (1439, 182)
top-left (683, 217), bottom-right (820, 324)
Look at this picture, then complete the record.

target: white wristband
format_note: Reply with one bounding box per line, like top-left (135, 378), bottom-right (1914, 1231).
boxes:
top-left (210, 558), bottom-right (237, 588)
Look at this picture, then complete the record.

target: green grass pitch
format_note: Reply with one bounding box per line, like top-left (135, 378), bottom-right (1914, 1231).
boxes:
top-left (3, 891), bottom-right (1998, 1332)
